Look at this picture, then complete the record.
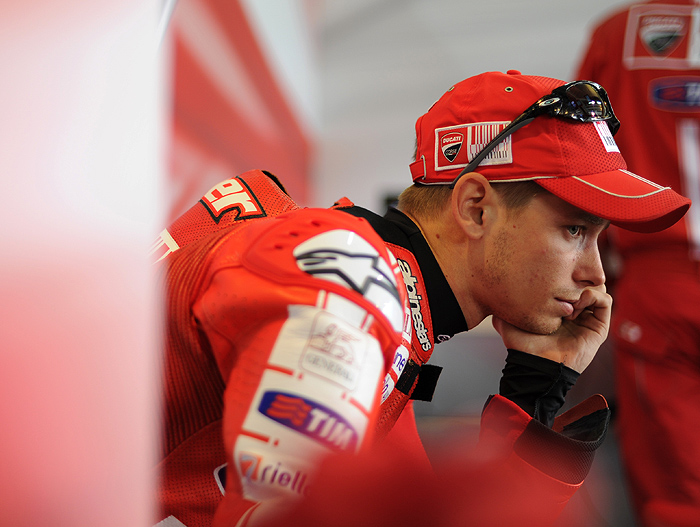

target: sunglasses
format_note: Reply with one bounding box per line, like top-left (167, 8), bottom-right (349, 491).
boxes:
top-left (449, 80), bottom-right (620, 188)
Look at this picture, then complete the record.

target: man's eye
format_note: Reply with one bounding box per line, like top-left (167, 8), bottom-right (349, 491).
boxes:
top-left (567, 225), bottom-right (582, 236)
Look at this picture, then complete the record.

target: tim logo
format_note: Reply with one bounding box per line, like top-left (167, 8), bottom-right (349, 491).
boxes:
top-left (441, 132), bottom-right (463, 162)
top-left (650, 77), bottom-right (700, 111)
top-left (294, 230), bottom-right (401, 305)
top-left (200, 177), bottom-right (266, 223)
top-left (258, 391), bottom-right (359, 452)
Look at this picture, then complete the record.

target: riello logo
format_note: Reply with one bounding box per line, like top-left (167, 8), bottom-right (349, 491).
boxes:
top-left (238, 452), bottom-right (311, 496)
top-left (258, 391), bottom-right (359, 452)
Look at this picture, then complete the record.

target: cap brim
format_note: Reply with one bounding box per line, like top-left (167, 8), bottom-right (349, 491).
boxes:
top-left (534, 169), bottom-right (691, 233)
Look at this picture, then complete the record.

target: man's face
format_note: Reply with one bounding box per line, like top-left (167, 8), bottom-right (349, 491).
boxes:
top-left (478, 191), bottom-right (608, 335)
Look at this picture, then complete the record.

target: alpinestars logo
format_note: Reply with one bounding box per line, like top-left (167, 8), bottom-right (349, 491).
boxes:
top-left (296, 247), bottom-right (399, 301)
top-left (294, 229), bottom-right (402, 309)
top-left (441, 132), bottom-right (463, 162)
top-left (396, 258), bottom-right (431, 352)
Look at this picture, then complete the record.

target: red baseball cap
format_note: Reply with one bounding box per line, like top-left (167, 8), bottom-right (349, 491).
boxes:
top-left (409, 70), bottom-right (691, 233)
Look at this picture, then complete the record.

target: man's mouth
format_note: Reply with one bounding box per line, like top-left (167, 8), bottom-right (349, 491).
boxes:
top-left (556, 298), bottom-right (576, 316)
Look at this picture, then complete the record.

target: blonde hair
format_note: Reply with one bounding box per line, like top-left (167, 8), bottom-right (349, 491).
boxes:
top-left (397, 180), bottom-right (545, 220)
top-left (397, 184), bottom-right (452, 220)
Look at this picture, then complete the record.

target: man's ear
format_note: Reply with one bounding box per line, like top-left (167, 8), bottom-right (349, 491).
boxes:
top-left (451, 173), bottom-right (497, 239)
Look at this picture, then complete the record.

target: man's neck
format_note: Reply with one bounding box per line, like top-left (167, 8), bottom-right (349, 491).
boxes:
top-left (408, 209), bottom-right (487, 331)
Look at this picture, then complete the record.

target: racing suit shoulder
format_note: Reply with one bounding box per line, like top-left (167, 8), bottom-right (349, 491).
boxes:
top-left (152, 169), bottom-right (299, 263)
top-left (195, 207), bottom-right (406, 369)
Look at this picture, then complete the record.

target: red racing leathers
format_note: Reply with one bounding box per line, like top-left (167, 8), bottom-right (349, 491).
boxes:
top-left (155, 169), bottom-right (610, 527)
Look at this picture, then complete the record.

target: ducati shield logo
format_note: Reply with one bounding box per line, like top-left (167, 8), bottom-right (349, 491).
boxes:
top-left (640, 15), bottom-right (686, 55)
top-left (441, 132), bottom-right (463, 162)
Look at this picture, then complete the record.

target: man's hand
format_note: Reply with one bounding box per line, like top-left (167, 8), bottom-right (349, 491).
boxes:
top-left (491, 285), bottom-right (612, 373)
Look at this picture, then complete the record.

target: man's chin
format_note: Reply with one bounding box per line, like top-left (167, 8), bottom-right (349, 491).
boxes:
top-left (515, 317), bottom-right (563, 336)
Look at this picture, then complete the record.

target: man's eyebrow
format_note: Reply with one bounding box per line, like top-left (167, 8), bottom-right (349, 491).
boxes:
top-left (579, 212), bottom-right (609, 227)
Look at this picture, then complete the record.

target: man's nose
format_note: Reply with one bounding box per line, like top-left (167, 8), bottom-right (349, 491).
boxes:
top-left (575, 245), bottom-right (606, 287)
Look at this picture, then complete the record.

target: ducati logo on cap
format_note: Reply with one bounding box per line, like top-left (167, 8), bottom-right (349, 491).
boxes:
top-left (441, 132), bottom-right (463, 162)
top-left (434, 122), bottom-right (512, 172)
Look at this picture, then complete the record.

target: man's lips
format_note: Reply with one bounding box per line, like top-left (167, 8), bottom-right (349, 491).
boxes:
top-left (556, 298), bottom-right (577, 316)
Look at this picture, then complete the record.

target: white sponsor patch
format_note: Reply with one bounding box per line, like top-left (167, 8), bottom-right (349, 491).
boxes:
top-left (381, 372), bottom-right (395, 404)
top-left (390, 345), bottom-right (409, 378)
top-left (593, 120), bottom-right (620, 152)
top-left (234, 437), bottom-right (317, 502)
top-left (434, 122), bottom-right (512, 172)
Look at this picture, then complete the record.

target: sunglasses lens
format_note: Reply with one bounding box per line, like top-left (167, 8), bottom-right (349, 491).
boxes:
top-left (560, 82), bottom-right (613, 121)
top-left (452, 81), bottom-right (621, 185)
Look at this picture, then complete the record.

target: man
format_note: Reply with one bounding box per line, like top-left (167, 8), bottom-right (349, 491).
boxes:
top-left (577, 3), bottom-right (700, 525)
top-left (154, 70), bottom-right (690, 527)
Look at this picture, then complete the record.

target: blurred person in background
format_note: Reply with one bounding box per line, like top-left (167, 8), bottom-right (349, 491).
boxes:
top-left (153, 71), bottom-right (690, 527)
top-left (577, 2), bottom-right (700, 526)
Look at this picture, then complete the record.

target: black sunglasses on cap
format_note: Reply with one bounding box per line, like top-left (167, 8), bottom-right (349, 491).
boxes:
top-left (449, 80), bottom-right (621, 188)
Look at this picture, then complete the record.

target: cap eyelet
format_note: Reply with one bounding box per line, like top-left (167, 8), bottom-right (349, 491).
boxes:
top-left (505, 86), bottom-right (514, 92)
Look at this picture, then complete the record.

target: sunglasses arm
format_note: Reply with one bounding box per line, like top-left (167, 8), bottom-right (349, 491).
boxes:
top-left (449, 117), bottom-right (535, 188)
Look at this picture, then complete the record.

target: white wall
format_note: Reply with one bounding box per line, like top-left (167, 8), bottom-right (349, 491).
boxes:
top-left (0, 1), bottom-right (165, 525)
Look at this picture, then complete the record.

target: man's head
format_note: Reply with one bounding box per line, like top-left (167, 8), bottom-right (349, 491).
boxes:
top-left (402, 71), bottom-right (691, 333)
